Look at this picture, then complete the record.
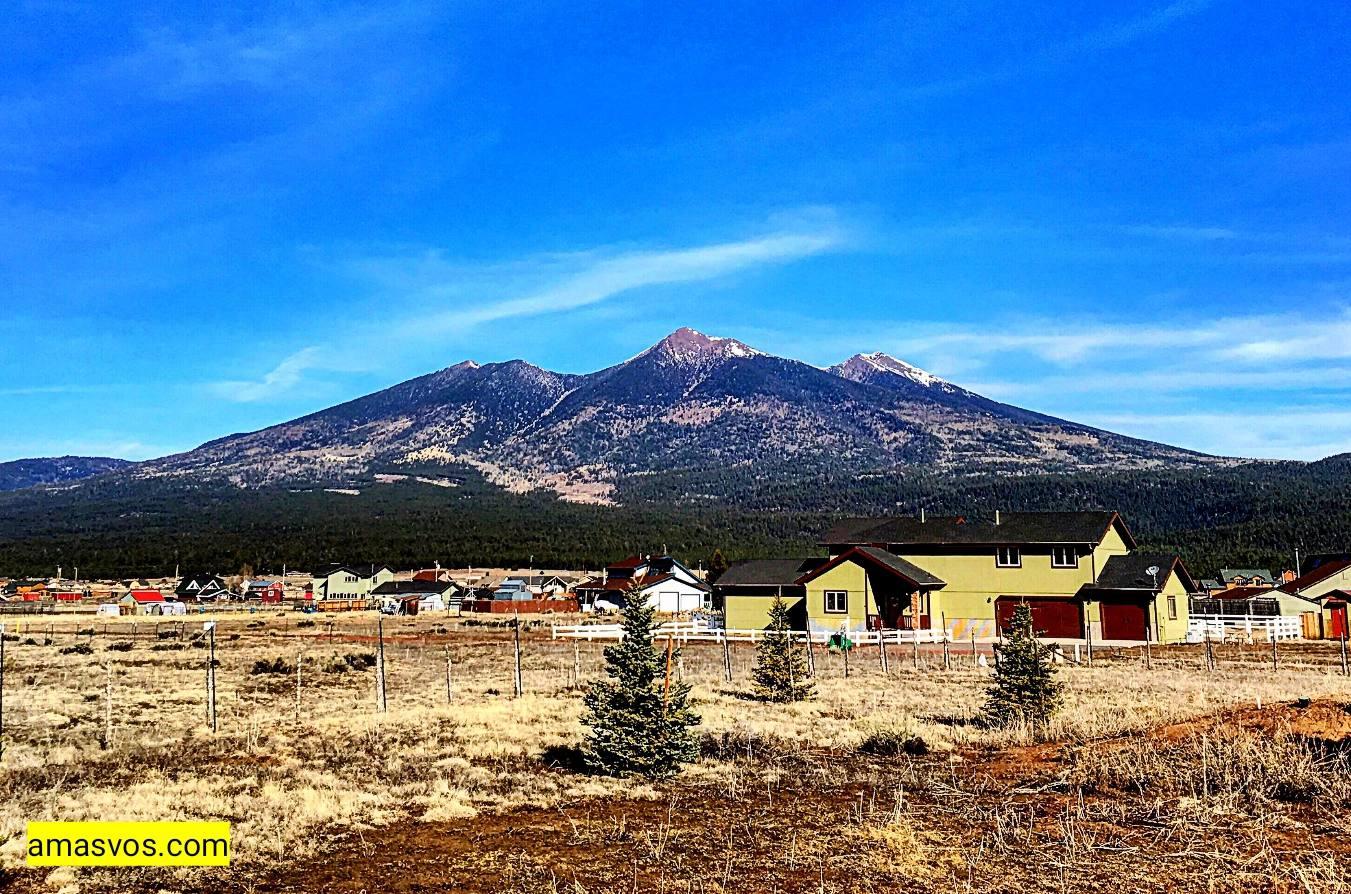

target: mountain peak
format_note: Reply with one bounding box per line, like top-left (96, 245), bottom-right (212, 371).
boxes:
top-left (640, 327), bottom-right (764, 366)
top-left (832, 352), bottom-right (943, 388)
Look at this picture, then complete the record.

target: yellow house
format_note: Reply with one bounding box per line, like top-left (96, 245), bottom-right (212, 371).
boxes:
top-left (717, 511), bottom-right (1196, 643)
top-left (1275, 558), bottom-right (1351, 638)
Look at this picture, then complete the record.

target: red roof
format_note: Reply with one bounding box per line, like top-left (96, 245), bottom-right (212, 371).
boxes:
top-left (127, 590), bottom-right (165, 603)
top-left (606, 556), bottom-right (646, 570)
top-left (1281, 558), bottom-right (1351, 595)
top-left (1211, 586), bottom-right (1273, 601)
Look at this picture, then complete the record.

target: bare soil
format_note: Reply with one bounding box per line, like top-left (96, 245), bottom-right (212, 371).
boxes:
top-left (199, 700), bottom-right (1351, 894)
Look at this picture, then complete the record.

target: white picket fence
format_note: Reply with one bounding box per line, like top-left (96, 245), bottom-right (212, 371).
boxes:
top-left (1186, 613), bottom-right (1301, 643)
top-left (550, 618), bottom-right (945, 644)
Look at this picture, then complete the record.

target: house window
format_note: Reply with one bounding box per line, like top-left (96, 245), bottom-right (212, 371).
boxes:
top-left (996, 547), bottom-right (1021, 568)
top-left (824, 590), bottom-right (848, 613)
top-left (1051, 547), bottom-right (1077, 568)
top-left (1168, 595), bottom-right (1177, 620)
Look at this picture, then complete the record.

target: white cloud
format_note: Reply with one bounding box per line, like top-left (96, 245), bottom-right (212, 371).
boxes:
top-left (402, 228), bottom-right (845, 339)
top-left (209, 346), bottom-right (324, 403)
top-left (211, 222), bottom-right (847, 402)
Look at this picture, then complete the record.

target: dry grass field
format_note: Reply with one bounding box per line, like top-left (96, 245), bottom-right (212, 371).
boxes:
top-left (1, 611), bottom-right (1350, 893)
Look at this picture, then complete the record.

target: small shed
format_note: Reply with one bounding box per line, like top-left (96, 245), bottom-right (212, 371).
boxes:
top-left (120, 590), bottom-right (166, 615)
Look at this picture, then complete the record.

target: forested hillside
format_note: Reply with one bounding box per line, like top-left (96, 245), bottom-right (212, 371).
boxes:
top-left (1, 456), bottom-right (1346, 579)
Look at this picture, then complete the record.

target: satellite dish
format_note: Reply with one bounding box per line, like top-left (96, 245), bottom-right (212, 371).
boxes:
top-left (1146, 565), bottom-right (1160, 576)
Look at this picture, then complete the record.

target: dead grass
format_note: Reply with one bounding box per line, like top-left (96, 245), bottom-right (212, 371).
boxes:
top-left (1, 612), bottom-right (1350, 893)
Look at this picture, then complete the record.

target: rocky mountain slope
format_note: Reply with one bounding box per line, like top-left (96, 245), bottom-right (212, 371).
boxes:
top-left (133, 328), bottom-right (1218, 504)
top-left (0, 456), bottom-right (132, 492)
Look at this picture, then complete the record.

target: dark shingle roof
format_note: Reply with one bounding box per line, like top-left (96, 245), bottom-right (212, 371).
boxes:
top-left (1219, 568), bottom-right (1274, 581)
top-left (1280, 558), bottom-right (1351, 594)
top-left (821, 512), bottom-right (1132, 548)
top-left (797, 546), bottom-right (945, 589)
top-left (854, 547), bottom-right (946, 587)
top-left (371, 580), bottom-right (456, 596)
top-left (1091, 553), bottom-right (1194, 592)
top-left (714, 558), bottom-right (825, 588)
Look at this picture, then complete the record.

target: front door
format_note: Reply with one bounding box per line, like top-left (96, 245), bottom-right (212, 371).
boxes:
top-left (1100, 600), bottom-right (1149, 641)
top-left (1330, 603), bottom-right (1348, 639)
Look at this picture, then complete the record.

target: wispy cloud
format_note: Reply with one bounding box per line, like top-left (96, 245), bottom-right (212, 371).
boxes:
top-left (212, 221), bottom-right (848, 401)
top-left (400, 228), bottom-right (846, 339)
top-left (898, 0), bottom-right (1220, 99)
top-left (210, 346), bottom-right (326, 403)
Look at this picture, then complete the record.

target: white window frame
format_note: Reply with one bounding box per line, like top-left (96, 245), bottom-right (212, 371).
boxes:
top-left (1050, 546), bottom-right (1077, 568)
top-left (1167, 595), bottom-right (1178, 620)
top-left (824, 590), bottom-right (848, 614)
top-left (995, 547), bottom-right (1021, 568)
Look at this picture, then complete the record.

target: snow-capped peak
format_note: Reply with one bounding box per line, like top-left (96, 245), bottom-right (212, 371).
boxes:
top-left (637, 327), bottom-right (765, 366)
top-left (831, 352), bottom-right (945, 388)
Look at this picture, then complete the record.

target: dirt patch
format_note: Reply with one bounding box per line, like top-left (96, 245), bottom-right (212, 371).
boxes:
top-left (1168, 699), bottom-right (1351, 745)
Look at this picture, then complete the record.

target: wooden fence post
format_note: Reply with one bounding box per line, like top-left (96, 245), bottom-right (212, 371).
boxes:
top-left (912, 629), bottom-right (919, 669)
top-left (206, 622), bottom-right (217, 733)
top-left (295, 652), bottom-right (302, 722)
top-left (662, 635), bottom-right (675, 712)
top-left (376, 618), bottom-right (388, 712)
top-left (572, 641), bottom-right (581, 689)
top-left (970, 630), bottom-right (977, 664)
top-left (721, 632), bottom-right (732, 682)
top-left (942, 634), bottom-right (950, 671)
top-left (0, 624), bottom-right (7, 755)
top-left (1271, 630), bottom-right (1279, 672)
top-left (444, 645), bottom-right (453, 703)
top-left (1342, 629), bottom-right (1349, 676)
top-left (512, 615), bottom-right (524, 698)
top-left (843, 639), bottom-right (850, 679)
top-left (1205, 634), bottom-right (1215, 672)
top-left (104, 661), bottom-right (113, 750)
top-left (878, 630), bottom-right (889, 674)
top-left (804, 636), bottom-right (816, 677)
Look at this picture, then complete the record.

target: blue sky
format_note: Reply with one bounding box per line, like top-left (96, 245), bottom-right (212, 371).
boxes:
top-left (2, 0), bottom-right (1349, 462)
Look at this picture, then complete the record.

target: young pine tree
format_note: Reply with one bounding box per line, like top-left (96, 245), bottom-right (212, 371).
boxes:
top-left (708, 549), bottom-right (730, 585)
top-left (752, 595), bottom-right (814, 703)
top-left (983, 601), bottom-right (1063, 729)
top-left (581, 595), bottom-right (701, 779)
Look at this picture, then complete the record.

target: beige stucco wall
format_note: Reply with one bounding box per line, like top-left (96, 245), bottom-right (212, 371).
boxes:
top-left (724, 594), bottom-right (802, 630)
top-left (1151, 567), bottom-right (1191, 644)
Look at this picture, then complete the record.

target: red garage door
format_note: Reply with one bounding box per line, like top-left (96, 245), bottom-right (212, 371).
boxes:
top-left (1100, 600), bottom-right (1149, 641)
top-left (996, 597), bottom-right (1081, 638)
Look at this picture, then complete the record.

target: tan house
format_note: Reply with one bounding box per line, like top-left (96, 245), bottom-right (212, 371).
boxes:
top-left (311, 564), bottom-right (395, 603)
top-left (718, 512), bottom-right (1195, 644)
top-left (1277, 558), bottom-right (1351, 638)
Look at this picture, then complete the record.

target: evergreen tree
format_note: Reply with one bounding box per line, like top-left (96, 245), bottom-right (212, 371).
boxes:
top-left (752, 595), bottom-right (814, 702)
top-left (708, 549), bottom-right (730, 584)
top-left (581, 595), bottom-right (701, 779)
top-left (983, 601), bottom-right (1063, 729)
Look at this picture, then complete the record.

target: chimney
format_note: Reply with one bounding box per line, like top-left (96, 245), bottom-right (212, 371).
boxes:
top-left (920, 507), bottom-right (926, 523)
top-left (995, 509), bottom-right (1001, 526)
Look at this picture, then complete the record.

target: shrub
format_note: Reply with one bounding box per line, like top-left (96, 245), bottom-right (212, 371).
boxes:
top-left (858, 726), bottom-right (930, 757)
top-left (983, 602), bottom-right (1062, 729)
top-left (251, 657), bottom-right (295, 676)
top-left (580, 595), bottom-right (700, 779)
top-left (59, 643), bottom-right (93, 656)
top-left (751, 595), bottom-right (813, 703)
top-left (105, 641), bottom-right (135, 652)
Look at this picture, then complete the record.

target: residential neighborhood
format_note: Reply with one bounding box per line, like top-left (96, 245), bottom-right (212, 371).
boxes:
top-left (1, 510), bottom-right (1345, 647)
